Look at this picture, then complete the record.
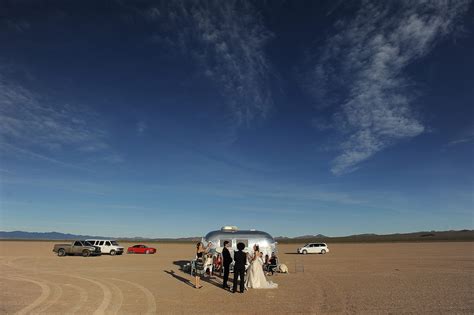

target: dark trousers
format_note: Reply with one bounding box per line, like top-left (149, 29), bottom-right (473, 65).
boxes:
top-left (268, 264), bottom-right (277, 275)
top-left (223, 263), bottom-right (230, 287)
top-left (232, 268), bottom-right (245, 293)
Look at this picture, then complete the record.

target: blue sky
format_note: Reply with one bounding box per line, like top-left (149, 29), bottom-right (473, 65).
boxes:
top-left (0, 0), bottom-right (473, 238)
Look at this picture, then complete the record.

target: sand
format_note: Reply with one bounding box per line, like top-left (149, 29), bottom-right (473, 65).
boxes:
top-left (0, 241), bottom-right (473, 314)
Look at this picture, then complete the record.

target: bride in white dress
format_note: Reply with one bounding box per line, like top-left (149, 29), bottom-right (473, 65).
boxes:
top-left (245, 245), bottom-right (278, 289)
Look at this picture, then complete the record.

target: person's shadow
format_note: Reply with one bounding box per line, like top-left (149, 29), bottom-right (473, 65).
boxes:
top-left (168, 260), bottom-right (225, 290)
top-left (199, 273), bottom-right (223, 289)
top-left (164, 270), bottom-right (194, 288)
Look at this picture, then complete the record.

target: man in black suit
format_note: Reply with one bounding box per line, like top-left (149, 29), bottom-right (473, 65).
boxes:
top-left (222, 240), bottom-right (233, 289)
top-left (232, 242), bottom-right (247, 293)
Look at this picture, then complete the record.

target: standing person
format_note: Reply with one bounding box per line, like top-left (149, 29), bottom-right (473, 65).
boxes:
top-left (246, 245), bottom-right (278, 289)
top-left (222, 241), bottom-right (233, 290)
top-left (232, 242), bottom-right (247, 293)
top-left (194, 242), bottom-right (209, 289)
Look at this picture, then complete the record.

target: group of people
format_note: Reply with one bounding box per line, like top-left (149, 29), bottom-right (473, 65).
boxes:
top-left (200, 249), bottom-right (278, 277)
top-left (194, 241), bottom-right (278, 293)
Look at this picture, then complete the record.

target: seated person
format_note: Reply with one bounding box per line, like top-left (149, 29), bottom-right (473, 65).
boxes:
top-left (263, 254), bottom-right (270, 272)
top-left (204, 253), bottom-right (214, 276)
top-left (213, 253), bottom-right (222, 274)
top-left (268, 252), bottom-right (278, 275)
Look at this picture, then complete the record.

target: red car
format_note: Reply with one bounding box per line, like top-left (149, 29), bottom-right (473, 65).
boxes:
top-left (127, 245), bottom-right (156, 254)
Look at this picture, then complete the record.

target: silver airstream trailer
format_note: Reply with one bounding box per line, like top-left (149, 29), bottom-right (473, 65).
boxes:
top-left (202, 226), bottom-right (277, 258)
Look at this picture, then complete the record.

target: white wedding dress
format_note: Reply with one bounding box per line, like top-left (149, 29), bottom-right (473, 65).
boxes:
top-left (245, 255), bottom-right (278, 289)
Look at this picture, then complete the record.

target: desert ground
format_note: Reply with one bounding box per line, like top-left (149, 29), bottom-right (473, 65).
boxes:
top-left (0, 241), bottom-right (473, 314)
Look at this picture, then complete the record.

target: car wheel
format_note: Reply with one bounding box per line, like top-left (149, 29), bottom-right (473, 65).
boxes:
top-left (321, 249), bottom-right (326, 254)
top-left (82, 250), bottom-right (91, 257)
top-left (58, 248), bottom-right (66, 257)
top-left (110, 250), bottom-right (116, 256)
top-left (302, 250), bottom-right (307, 255)
top-left (127, 250), bottom-right (133, 254)
top-left (145, 250), bottom-right (150, 254)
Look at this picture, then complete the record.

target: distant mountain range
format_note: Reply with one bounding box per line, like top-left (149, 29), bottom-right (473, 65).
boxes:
top-left (276, 234), bottom-right (327, 240)
top-left (0, 231), bottom-right (108, 240)
top-left (1, 230), bottom-right (472, 243)
top-left (0, 231), bottom-right (327, 240)
top-left (0, 231), bottom-right (201, 242)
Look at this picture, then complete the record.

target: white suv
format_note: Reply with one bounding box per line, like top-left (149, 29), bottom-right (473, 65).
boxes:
top-left (86, 239), bottom-right (124, 256)
top-left (297, 243), bottom-right (329, 255)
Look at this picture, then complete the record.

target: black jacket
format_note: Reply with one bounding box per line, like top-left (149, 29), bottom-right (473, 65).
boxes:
top-left (233, 250), bottom-right (247, 271)
top-left (222, 247), bottom-right (233, 266)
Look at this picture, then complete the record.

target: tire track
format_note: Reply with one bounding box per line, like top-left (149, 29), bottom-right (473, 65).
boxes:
top-left (104, 280), bottom-right (124, 314)
top-left (64, 274), bottom-right (112, 315)
top-left (4, 256), bottom-right (25, 270)
top-left (63, 283), bottom-right (88, 314)
top-left (110, 278), bottom-right (157, 314)
top-left (35, 280), bottom-right (63, 314)
top-left (2, 257), bottom-right (114, 314)
top-left (1, 275), bottom-right (51, 315)
top-left (2, 256), bottom-right (88, 314)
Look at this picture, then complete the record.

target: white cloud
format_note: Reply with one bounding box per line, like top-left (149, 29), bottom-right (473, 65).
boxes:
top-left (147, 1), bottom-right (273, 127)
top-left (311, 0), bottom-right (471, 175)
top-left (447, 136), bottom-right (474, 146)
top-left (446, 125), bottom-right (474, 147)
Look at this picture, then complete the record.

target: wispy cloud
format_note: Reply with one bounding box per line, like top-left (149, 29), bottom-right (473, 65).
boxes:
top-left (447, 128), bottom-right (474, 147)
top-left (448, 137), bottom-right (474, 146)
top-left (4, 19), bottom-right (30, 32)
top-left (146, 0), bottom-right (273, 128)
top-left (0, 176), bottom-right (108, 196)
top-left (310, 0), bottom-right (471, 175)
top-left (1, 142), bottom-right (90, 171)
top-left (149, 180), bottom-right (364, 206)
top-left (0, 71), bottom-right (121, 165)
